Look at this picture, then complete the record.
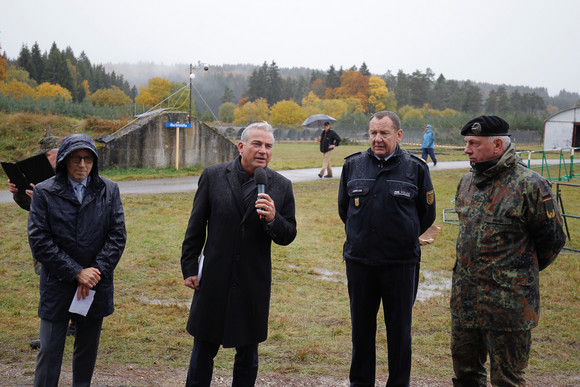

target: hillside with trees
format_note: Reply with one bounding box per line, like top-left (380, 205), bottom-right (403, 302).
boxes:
top-left (1, 42), bottom-right (579, 133)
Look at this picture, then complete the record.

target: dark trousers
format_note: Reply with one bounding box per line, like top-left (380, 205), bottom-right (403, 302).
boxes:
top-left (451, 320), bottom-right (531, 387)
top-left (34, 317), bottom-right (103, 387)
top-left (421, 148), bottom-right (437, 164)
top-left (346, 260), bottom-right (419, 387)
top-left (186, 339), bottom-right (259, 387)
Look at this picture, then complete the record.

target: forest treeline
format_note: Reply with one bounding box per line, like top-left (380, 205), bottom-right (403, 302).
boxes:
top-left (1, 42), bottom-right (579, 132)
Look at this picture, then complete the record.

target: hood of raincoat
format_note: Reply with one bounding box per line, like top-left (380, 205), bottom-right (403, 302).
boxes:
top-left (55, 133), bottom-right (99, 177)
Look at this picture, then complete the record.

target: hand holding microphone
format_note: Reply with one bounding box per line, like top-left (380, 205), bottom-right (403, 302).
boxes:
top-left (254, 167), bottom-right (275, 222)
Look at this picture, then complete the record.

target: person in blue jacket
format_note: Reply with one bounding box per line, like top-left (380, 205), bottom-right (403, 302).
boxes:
top-left (421, 124), bottom-right (437, 166)
top-left (339, 111), bottom-right (436, 387)
top-left (28, 133), bottom-right (126, 386)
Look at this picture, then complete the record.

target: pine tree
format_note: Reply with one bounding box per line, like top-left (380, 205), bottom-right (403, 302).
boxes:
top-left (496, 86), bottom-right (510, 114)
top-left (246, 62), bottom-right (268, 102)
top-left (430, 74), bottom-right (448, 110)
top-left (485, 89), bottom-right (497, 113)
top-left (266, 61), bottom-right (282, 105)
top-left (30, 42), bottom-right (44, 83)
top-left (221, 85), bottom-right (235, 103)
top-left (17, 45), bottom-right (34, 78)
top-left (326, 65), bottom-right (340, 89)
top-left (359, 62), bottom-right (370, 77)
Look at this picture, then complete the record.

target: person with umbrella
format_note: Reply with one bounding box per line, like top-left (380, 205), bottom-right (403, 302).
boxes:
top-left (317, 122), bottom-right (341, 178)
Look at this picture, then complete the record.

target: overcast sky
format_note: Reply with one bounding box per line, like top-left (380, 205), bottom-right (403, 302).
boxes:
top-left (1, 0), bottom-right (578, 97)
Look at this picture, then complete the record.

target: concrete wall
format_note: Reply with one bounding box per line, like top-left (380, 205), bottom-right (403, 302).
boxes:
top-left (99, 110), bottom-right (238, 169)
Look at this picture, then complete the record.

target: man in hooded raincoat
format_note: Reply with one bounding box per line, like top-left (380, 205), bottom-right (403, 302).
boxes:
top-left (28, 133), bottom-right (126, 386)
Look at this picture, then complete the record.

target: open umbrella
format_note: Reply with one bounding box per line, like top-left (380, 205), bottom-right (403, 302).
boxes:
top-left (301, 114), bottom-right (337, 128)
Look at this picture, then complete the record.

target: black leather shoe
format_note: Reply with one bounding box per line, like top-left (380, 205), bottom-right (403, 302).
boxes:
top-left (317, 174), bottom-right (323, 178)
top-left (30, 339), bottom-right (40, 350)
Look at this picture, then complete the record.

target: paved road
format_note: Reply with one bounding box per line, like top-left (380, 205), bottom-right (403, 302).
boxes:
top-left (0, 159), bottom-right (556, 203)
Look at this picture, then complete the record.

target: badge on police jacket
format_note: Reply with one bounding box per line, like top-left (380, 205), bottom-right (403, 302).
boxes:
top-left (426, 190), bottom-right (434, 205)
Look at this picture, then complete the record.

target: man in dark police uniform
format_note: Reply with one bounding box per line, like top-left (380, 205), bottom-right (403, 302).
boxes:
top-left (339, 110), bottom-right (436, 387)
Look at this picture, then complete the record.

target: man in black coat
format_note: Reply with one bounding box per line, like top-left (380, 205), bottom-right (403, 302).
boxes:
top-left (181, 122), bottom-right (297, 386)
top-left (28, 133), bottom-right (126, 386)
top-left (317, 122), bottom-right (341, 178)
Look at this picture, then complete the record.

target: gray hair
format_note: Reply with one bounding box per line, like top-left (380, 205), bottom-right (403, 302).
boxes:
top-left (369, 111), bottom-right (401, 130)
top-left (241, 122), bottom-right (275, 144)
top-left (489, 135), bottom-right (511, 151)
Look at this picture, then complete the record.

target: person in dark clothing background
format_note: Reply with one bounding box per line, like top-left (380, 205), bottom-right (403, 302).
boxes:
top-left (6, 135), bottom-right (64, 350)
top-left (317, 122), bottom-right (341, 178)
top-left (338, 110), bottom-right (436, 387)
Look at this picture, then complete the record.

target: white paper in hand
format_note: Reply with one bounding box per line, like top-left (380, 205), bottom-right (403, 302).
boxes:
top-left (69, 287), bottom-right (96, 316)
top-left (197, 254), bottom-right (205, 282)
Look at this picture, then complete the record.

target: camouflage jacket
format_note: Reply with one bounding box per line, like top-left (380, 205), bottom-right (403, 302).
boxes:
top-left (451, 143), bottom-right (566, 330)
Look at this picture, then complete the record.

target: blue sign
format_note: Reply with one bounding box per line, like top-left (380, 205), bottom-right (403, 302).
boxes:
top-left (166, 122), bottom-right (191, 128)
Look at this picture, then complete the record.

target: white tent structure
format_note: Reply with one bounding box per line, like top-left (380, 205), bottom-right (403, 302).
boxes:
top-left (543, 107), bottom-right (580, 150)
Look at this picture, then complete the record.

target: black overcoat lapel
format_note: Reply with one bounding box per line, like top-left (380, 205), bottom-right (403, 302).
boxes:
top-left (225, 161), bottom-right (245, 219)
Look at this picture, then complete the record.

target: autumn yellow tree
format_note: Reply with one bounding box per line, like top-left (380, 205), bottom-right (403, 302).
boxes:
top-left (0, 53), bottom-right (7, 82)
top-left (343, 97), bottom-right (365, 114)
top-left (301, 91), bottom-right (321, 108)
top-left (35, 82), bottom-right (72, 101)
top-left (82, 80), bottom-right (91, 97)
top-left (0, 79), bottom-right (36, 99)
top-left (135, 77), bottom-right (172, 108)
top-left (368, 75), bottom-right (397, 113)
top-left (89, 86), bottom-right (132, 107)
top-left (319, 99), bottom-right (349, 120)
top-left (270, 100), bottom-right (306, 126)
top-left (233, 98), bottom-right (270, 125)
top-left (5, 66), bottom-right (35, 86)
top-left (398, 105), bottom-right (424, 120)
top-left (298, 92), bottom-right (321, 118)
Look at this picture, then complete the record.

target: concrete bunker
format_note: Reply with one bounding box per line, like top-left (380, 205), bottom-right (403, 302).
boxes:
top-left (97, 109), bottom-right (238, 169)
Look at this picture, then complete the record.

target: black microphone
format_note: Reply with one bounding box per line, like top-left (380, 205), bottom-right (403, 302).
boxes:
top-left (254, 167), bottom-right (267, 219)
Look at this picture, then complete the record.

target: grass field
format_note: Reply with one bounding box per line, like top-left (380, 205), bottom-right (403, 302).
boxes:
top-left (0, 143), bottom-right (578, 384)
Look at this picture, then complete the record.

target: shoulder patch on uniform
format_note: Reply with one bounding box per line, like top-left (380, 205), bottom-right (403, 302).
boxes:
top-left (543, 195), bottom-right (556, 218)
top-left (426, 190), bottom-right (434, 205)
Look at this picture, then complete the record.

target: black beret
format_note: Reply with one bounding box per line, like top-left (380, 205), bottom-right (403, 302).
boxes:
top-left (460, 116), bottom-right (510, 136)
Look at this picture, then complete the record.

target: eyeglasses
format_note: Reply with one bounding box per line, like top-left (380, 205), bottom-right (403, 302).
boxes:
top-left (69, 155), bottom-right (94, 164)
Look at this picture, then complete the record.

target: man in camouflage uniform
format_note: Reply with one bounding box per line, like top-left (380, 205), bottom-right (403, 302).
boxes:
top-left (450, 115), bottom-right (566, 386)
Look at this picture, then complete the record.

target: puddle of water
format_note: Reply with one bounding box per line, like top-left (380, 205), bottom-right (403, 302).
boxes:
top-left (139, 297), bottom-right (190, 308)
top-left (139, 269), bottom-right (450, 307)
top-left (306, 266), bottom-right (450, 302)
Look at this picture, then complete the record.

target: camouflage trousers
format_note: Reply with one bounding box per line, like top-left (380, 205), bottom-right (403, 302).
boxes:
top-left (451, 319), bottom-right (531, 387)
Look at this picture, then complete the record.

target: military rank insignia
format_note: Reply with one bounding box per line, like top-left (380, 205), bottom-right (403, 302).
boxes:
top-left (426, 190), bottom-right (434, 205)
top-left (543, 195), bottom-right (556, 218)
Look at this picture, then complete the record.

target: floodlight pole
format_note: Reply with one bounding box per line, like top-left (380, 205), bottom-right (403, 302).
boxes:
top-left (189, 63), bottom-right (193, 124)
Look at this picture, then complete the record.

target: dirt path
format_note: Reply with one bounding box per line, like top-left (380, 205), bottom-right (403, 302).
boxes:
top-left (2, 361), bottom-right (578, 386)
